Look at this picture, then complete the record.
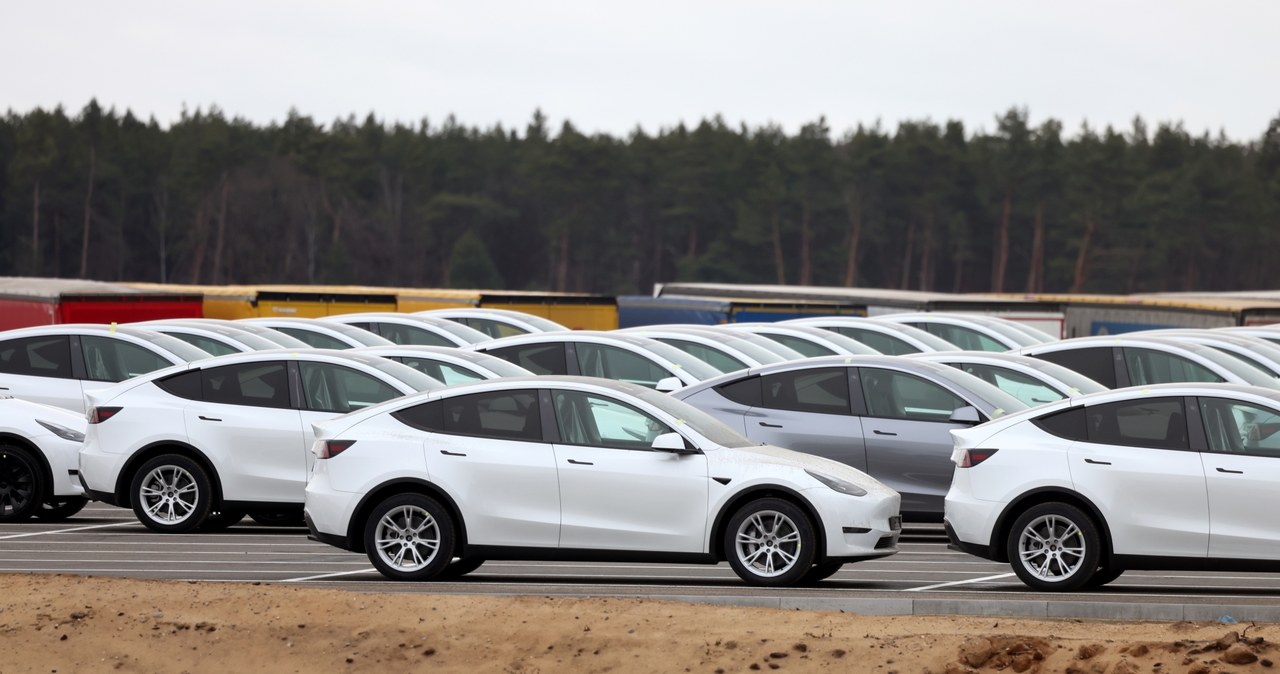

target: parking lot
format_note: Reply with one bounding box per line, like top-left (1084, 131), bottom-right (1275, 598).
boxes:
top-left (7, 503), bottom-right (1280, 623)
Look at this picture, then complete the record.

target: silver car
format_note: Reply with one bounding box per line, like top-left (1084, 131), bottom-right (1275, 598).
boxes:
top-left (673, 355), bottom-right (1027, 520)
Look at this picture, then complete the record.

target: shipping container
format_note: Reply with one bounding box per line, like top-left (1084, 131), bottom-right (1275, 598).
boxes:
top-left (0, 277), bottom-right (202, 330)
top-left (617, 294), bottom-right (861, 327)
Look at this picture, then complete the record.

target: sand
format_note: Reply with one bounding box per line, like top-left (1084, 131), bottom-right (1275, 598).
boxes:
top-left (0, 574), bottom-right (1274, 673)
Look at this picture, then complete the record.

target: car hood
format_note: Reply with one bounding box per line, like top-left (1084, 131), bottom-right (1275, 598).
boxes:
top-left (712, 443), bottom-right (897, 498)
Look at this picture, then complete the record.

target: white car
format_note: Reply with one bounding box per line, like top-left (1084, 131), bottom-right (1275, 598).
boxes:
top-left (0, 324), bottom-right (214, 413)
top-left (1015, 335), bottom-right (1280, 390)
top-left (78, 350), bottom-right (441, 533)
top-left (356, 345), bottom-right (534, 384)
top-left (946, 383), bottom-right (1280, 591)
top-left (328, 312), bottom-right (492, 347)
top-left (304, 376), bottom-right (901, 585)
top-left (718, 323), bottom-right (882, 358)
top-left (131, 319), bottom-right (286, 355)
top-left (619, 325), bottom-right (801, 372)
top-left (879, 313), bottom-right (1043, 351)
top-left (783, 317), bottom-right (960, 355)
top-left (239, 318), bottom-right (393, 349)
top-left (0, 397), bottom-right (90, 522)
top-left (908, 351), bottom-right (1107, 407)
top-left (417, 308), bottom-right (569, 338)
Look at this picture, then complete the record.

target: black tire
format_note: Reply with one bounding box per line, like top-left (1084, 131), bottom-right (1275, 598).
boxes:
top-left (802, 560), bottom-right (844, 584)
top-left (1005, 502), bottom-right (1101, 592)
top-left (723, 497), bottom-right (817, 587)
top-left (1083, 566), bottom-right (1124, 588)
top-left (249, 511), bottom-right (305, 527)
top-left (437, 557), bottom-right (486, 579)
top-left (0, 445), bottom-right (41, 523)
top-left (37, 496), bottom-right (89, 521)
top-left (363, 493), bottom-right (455, 581)
top-left (200, 509), bottom-right (246, 531)
top-left (129, 454), bottom-right (212, 534)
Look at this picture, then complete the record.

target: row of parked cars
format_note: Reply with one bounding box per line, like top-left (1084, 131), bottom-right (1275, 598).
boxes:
top-left (3, 309), bottom-right (1280, 591)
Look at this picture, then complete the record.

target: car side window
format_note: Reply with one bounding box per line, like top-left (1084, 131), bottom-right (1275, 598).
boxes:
top-left (299, 362), bottom-right (402, 413)
top-left (275, 327), bottom-right (349, 350)
top-left (575, 343), bottom-right (670, 388)
top-left (758, 368), bottom-right (850, 415)
top-left (436, 390), bottom-right (541, 441)
top-left (201, 361), bottom-right (291, 409)
top-left (1033, 348), bottom-right (1117, 388)
top-left (80, 335), bottom-right (172, 382)
top-left (859, 368), bottom-right (967, 422)
top-left (956, 363), bottom-right (1064, 406)
top-left (552, 389), bottom-right (675, 450)
top-left (395, 357), bottom-right (485, 385)
top-left (377, 323), bottom-right (455, 347)
top-left (0, 336), bottom-right (73, 378)
top-left (392, 399), bottom-right (444, 432)
top-left (1123, 348), bottom-right (1222, 386)
top-left (487, 344), bottom-right (567, 375)
top-left (830, 328), bottom-right (916, 355)
top-left (656, 338), bottom-right (746, 373)
top-left (156, 370), bottom-right (202, 400)
top-left (766, 334), bottom-right (835, 357)
top-left (1032, 406), bottom-right (1087, 440)
top-left (716, 376), bottom-right (762, 407)
top-left (167, 333), bottom-right (239, 357)
top-left (1085, 397), bottom-right (1188, 450)
top-left (1198, 397), bottom-right (1280, 456)
top-left (461, 318), bottom-right (524, 339)
top-left (921, 324), bottom-right (1006, 352)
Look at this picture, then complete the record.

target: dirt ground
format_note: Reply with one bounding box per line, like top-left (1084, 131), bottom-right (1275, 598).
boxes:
top-left (0, 574), bottom-right (1275, 673)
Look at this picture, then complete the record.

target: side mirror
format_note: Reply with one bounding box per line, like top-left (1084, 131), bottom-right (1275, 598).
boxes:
top-left (651, 432), bottom-right (696, 454)
top-left (949, 405), bottom-right (983, 425)
top-left (655, 376), bottom-right (683, 393)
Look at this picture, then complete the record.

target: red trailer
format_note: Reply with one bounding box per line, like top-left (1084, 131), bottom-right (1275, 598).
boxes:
top-left (0, 277), bottom-right (202, 330)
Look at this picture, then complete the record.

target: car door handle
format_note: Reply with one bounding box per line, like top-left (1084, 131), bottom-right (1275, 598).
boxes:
top-left (872, 430), bottom-right (897, 436)
top-left (1216, 467), bottom-right (1244, 474)
top-left (758, 422), bottom-right (783, 428)
top-left (440, 450), bottom-right (466, 457)
top-left (1084, 458), bottom-right (1111, 465)
top-left (567, 459), bottom-right (594, 465)
top-left (198, 415), bottom-right (222, 422)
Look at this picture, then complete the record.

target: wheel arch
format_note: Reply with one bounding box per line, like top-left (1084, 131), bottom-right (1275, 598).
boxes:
top-left (990, 488), bottom-right (1113, 564)
top-left (114, 441), bottom-right (225, 508)
top-left (709, 485), bottom-right (827, 563)
top-left (0, 433), bottom-right (54, 503)
top-left (344, 478), bottom-right (468, 555)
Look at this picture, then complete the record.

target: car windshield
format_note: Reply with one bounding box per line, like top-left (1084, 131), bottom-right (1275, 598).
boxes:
top-left (1192, 344), bottom-right (1280, 388)
top-left (127, 330), bottom-right (216, 362)
top-left (629, 340), bottom-right (724, 381)
top-left (631, 387), bottom-right (756, 448)
top-left (362, 358), bottom-right (444, 391)
top-left (1022, 358), bottom-right (1109, 395)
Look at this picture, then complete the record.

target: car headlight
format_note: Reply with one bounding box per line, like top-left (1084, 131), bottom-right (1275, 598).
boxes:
top-left (805, 470), bottom-right (867, 497)
top-left (36, 419), bottom-right (86, 443)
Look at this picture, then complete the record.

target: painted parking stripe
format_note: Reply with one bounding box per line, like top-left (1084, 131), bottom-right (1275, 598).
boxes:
top-left (0, 522), bottom-right (134, 540)
top-left (905, 572), bottom-right (1016, 591)
top-left (283, 568), bottom-right (378, 582)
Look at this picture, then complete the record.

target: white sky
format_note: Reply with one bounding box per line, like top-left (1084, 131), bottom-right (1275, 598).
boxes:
top-left (3, 1), bottom-right (1278, 140)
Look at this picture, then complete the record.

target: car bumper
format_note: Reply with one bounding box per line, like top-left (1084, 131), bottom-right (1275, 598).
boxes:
top-left (809, 487), bottom-right (902, 561)
top-left (78, 439), bottom-right (129, 501)
top-left (304, 469), bottom-right (360, 551)
top-left (41, 435), bottom-right (86, 498)
top-left (943, 489), bottom-right (1003, 560)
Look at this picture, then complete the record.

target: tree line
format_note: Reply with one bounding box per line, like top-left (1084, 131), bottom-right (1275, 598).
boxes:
top-left (2, 101), bottom-right (1279, 295)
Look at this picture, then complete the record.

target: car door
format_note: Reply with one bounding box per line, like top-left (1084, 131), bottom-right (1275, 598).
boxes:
top-left (1069, 396), bottom-right (1209, 557)
top-left (572, 343), bottom-right (678, 389)
top-left (1195, 396), bottom-right (1280, 560)
top-left (857, 367), bottom-right (971, 516)
top-left (0, 335), bottom-right (85, 412)
top-left (183, 361), bottom-right (307, 503)
top-left (296, 361), bottom-right (410, 477)
top-left (737, 367), bottom-right (867, 471)
top-left (414, 390), bottom-right (561, 547)
top-left (550, 389), bottom-right (709, 553)
top-left (1122, 348), bottom-right (1223, 386)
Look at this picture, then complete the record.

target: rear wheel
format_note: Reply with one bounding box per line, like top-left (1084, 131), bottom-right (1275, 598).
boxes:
top-left (724, 498), bottom-right (816, 587)
top-left (0, 445), bottom-right (40, 523)
top-left (363, 493), bottom-right (455, 581)
top-left (1006, 502), bottom-right (1100, 592)
top-left (802, 560), bottom-right (844, 584)
top-left (37, 496), bottom-right (88, 521)
top-left (130, 454), bottom-right (212, 534)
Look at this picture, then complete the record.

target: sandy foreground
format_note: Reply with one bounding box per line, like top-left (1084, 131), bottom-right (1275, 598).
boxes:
top-left (0, 574), bottom-right (1275, 673)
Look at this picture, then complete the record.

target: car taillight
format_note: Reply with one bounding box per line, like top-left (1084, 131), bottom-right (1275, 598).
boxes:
top-left (317, 440), bottom-right (356, 459)
top-left (88, 406), bottom-right (122, 424)
top-left (958, 448), bottom-right (999, 468)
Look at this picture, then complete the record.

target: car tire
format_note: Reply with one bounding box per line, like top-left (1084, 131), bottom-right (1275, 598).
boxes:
top-left (249, 511), bottom-right (305, 527)
top-left (0, 445), bottom-right (41, 523)
top-left (37, 496), bottom-right (89, 521)
top-left (130, 454), bottom-right (213, 534)
top-left (200, 508), bottom-right (246, 531)
top-left (363, 493), bottom-right (455, 581)
top-left (724, 498), bottom-right (817, 587)
top-left (437, 557), bottom-right (486, 579)
top-left (1083, 566), bottom-right (1124, 588)
top-left (802, 561), bottom-right (844, 584)
top-left (1006, 502), bottom-right (1101, 592)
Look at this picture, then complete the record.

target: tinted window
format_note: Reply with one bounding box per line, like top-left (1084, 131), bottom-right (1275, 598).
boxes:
top-left (1086, 397), bottom-right (1188, 450)
top-left (156, 370), bottom-right (202, 400)
top-left (759, 368), bottom-right (850, 414)
top-left (1199, 397), bottom-right (1280, 456)
top-left (392, 399), bottom-right (444, 432)
top-left (830, 327), bottom-right (918, 355)
top-left (765, 334), bottom-right (836, 357)
top-left (488, 344), bottom-right (567, 375)
top-left (717, 377), bottom-right (763, 407)
top-left (656, 338), bottom-right (748, 373)
top-left (1123, 348), bottom-right (1222, 386)
top-left (438, 390), bottom-right (542, 441)
top-left (201, 362), bottom-right (291, 409)
top-left (1034, 347), bottom-right (1117, 388)
top-left (376, 323), bottom-right (456, 347)
top-left (276, 327), bottom-right (351, 350)
top-left (575, 343), bottom-right (671, 388)
top-left (300, 362), bottom-right (403, 413)
top-left (553, 389), bottom-right (675, 450)
top-left (920, 324), bottom-right (1007, 352)
top-left (0, 336), bottom-right (73, 378)
top-left (166, 333), bottom-right (240, 357)
top-left (955, 363), bottom-right (1065, 406)
top-left (80, 336), bottom-right (172, 382)
top-left (860, 368), bottom-right (968, 422)
top-left (396, 357), bottom-right (486, 385)
top-left (1033, 406), bottom-right (1087, 440)
top-left (461, 318), bottom-right (526, 339)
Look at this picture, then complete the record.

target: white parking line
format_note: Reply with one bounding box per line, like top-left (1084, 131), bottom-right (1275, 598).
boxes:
top-left (283, 568), bottom-right (376, 582)
top-left (0, 522), bottom-right (134, 540)
top-left (904, 572), bottom-right (1015, 592)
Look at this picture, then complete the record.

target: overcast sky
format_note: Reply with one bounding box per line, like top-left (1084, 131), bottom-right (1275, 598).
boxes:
top-left (3, 1), bottom-right (1278, 141)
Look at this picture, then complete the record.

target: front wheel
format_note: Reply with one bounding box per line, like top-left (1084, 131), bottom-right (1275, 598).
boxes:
top-left (130, 454), bottom-right (212, 534)
top-left (0, 445), bottom-right (41, 522)
top-left (1006, 502), bottom-right (1101, 592)
top-left (802, 560), bottom-right (844, 584)
top-left (363, 493), bottom-right (455, 581)
top-left (724, 498), bottom-right (817, 587)
top-left (38, 496), bottom-right (89, 521)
